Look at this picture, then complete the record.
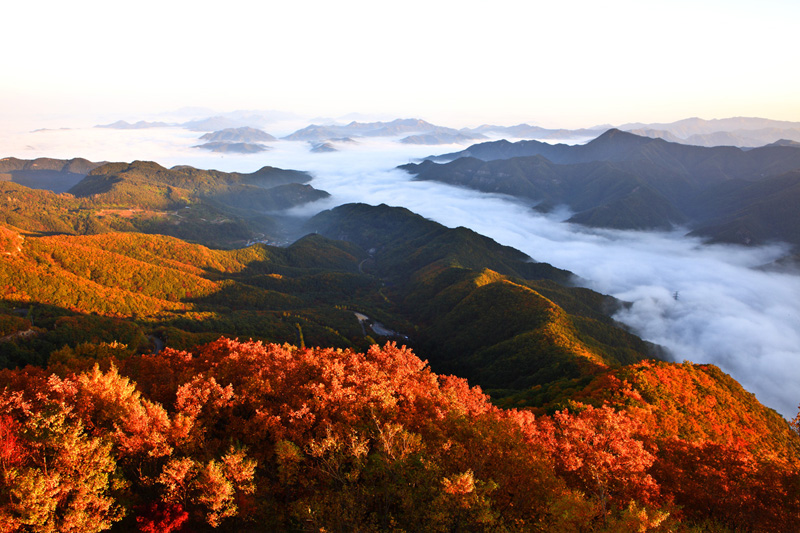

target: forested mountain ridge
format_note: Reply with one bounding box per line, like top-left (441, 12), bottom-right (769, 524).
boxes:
top-left (70, 160), bottom-right (325, 212)
top-left (1, 174), bottom-right (799, 530)
top-left (429, 128), bottom-right (800, 173)
top-left (1, 201), bottom-right (650, 400)
top-left (305, 204), bottom-right (665, 397)
top-left (0, 156), bottom-right (106, 192)
top-left (408, 130), bottom-right (800, 242)
top-left (0, 159), bottom-right (330, 248)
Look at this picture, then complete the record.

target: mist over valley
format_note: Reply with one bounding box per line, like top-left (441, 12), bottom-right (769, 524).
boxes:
top-left (4, 0), bottom-right (800, 525)
top-left (3, 116), bottom-right (800, 419)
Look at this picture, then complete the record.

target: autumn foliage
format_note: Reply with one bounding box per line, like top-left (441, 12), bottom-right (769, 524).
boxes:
top-left (0, 339), bottom-right (797, 531)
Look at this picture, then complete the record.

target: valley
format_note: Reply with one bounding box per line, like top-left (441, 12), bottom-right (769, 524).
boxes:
top-left (2, 117), bottom-right (800, 531)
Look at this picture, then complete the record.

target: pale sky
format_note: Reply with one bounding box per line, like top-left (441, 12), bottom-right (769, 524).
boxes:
top-left (3, 0), bottom-right (799, 129)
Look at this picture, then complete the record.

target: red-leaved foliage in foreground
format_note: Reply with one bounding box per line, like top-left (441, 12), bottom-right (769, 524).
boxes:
top-left (0, 339), bottom-right (798, 531)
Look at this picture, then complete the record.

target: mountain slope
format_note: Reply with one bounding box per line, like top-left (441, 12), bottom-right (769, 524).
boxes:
top-left (0, 160), bottom-right (327, 248)
top-left (0, 156), bottom-right (105, 193)
top-left (1, 195), bottom-right (799, 531)
top-left (430, 129), bottom-right (800, 182)
top-left (306, 203), bottom-right (657, 393)
top-left (2, 200), bottom-right (659, 404)
top-left (689, 170), bottom-right (800, 245)
top-left (403, 155), bottom-right (688, 230)
top-left (70, 160), bottom-right (328, 215)
top-left (414, 130), bottom-right (800, 240)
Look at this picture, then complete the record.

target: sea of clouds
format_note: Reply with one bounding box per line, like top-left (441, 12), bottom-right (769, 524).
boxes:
top-left (5, 125), bottom-right (800, 418)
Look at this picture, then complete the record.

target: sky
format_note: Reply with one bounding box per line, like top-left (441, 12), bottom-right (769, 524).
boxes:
top-left (3, 0), bottom-right (800, 129)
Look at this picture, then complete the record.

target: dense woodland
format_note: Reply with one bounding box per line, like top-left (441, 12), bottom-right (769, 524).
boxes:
top-left (0, 340), bottom-right (798, 532)
top-left (1, 159), bottom-right (800, 531)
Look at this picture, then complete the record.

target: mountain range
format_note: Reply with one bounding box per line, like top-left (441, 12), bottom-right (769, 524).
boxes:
top-left (0, 157), bottom-right (329, 249)
top-left (1, 151), bottom-right (799, 530)
top-left (407, 129), bottom-right (800, 245)
top-left (94, 113), bottom-right (800, 151)
top-left (96, 110), bottom-right (299, 132)
top-left (282, 118), bottom-right (489, 144)
top-left (619, 117), bottom-right (800, 147)
top-left (0, 156), bottom-right (106, 193)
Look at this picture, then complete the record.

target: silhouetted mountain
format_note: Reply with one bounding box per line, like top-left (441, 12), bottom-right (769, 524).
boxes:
top-left (199, 127), bottom-right (277, 143)
top-left (404, 155), bottom-right (686, 230)
top-left (689, 170), bottom-right (800, 245)
top-left (768, 139), bottom-right (800, 148)
top-left (410, 130), bottom-right (800, 239)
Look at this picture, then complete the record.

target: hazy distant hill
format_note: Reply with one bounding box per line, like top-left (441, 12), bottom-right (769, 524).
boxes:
top-left (622, 117), bottom-right (800, 148)
top-left (96, 110), bottom-right (298, 132)
top-left (410, 130), bottom-right (800, 242)
top-left (199, 127), bottom-right (277, 143)
top-left (619, 116), bottom-right (800, 137)
top-left (400, 132), bottom-right (486, 145)
top-left (310, 142), bottom-right (338, 153)
top-left (465, 123), bottom-right (608, 140)
top-left (193, 141), bottom-right (270, 153)
top-left (95, 120), bottom-right (173, 129)
top-left (0, 156), bottom-right (105, 193)
top-left (181, 109), bottom-right (299, 131)
top-left (629, 127), bottom-right (800, 148)
top-left (309, 137), bottom-right (360, 152)
top-left (283, 118), bottom-right (487, 143)
top-left (769, 139), bottom-right (800, 148)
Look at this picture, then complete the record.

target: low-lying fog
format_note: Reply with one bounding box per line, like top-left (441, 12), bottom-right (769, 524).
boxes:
top-left (6, 125), bottom-right (800, 418)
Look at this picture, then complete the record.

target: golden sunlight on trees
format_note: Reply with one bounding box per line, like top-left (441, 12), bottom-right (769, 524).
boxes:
top-left (0, 340), bottom-right (796, 531)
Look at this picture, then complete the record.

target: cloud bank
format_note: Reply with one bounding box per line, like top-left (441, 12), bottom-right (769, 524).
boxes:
top-left (284, 142), bottom-right (800, 419)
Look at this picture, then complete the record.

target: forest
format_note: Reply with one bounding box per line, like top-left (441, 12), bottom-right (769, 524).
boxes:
top-left (1, 339), bottom-right (799, 532)
top-left (1, 170), bottom-right (799, 531)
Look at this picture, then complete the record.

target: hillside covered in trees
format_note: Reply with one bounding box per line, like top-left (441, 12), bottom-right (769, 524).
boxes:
top-left (0, 172), bottom-right (799, 531)
top-left (0, 340), bottom-right (798, 532)
top-left (0, 159), bottom-right (328, 249)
